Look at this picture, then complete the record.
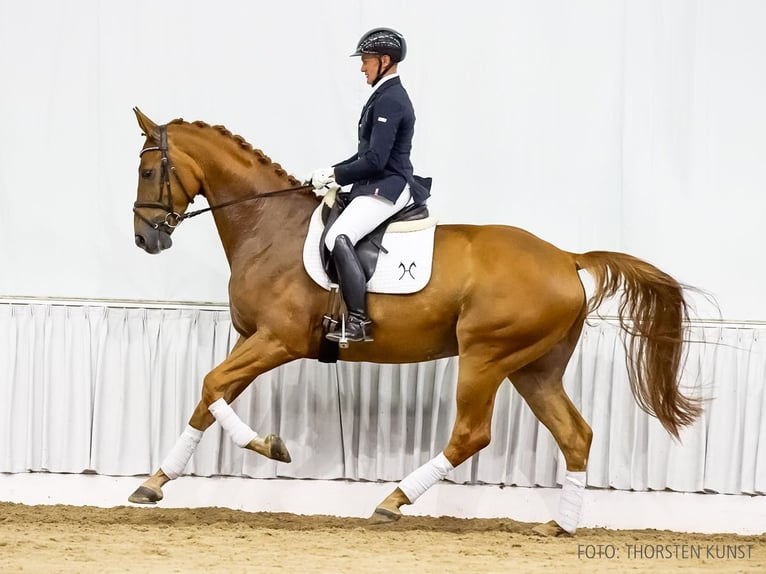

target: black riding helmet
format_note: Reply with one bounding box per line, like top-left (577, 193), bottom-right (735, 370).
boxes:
top-left (351, 28), bottom-right (407, 86)
top-left (351, 27), bottom-right (407, 63)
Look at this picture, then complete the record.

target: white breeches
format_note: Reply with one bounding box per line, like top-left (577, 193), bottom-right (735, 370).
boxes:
top-left (324, 186), bottom-right (412, 250)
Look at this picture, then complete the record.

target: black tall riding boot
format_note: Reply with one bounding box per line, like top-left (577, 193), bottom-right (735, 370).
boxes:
top-left (326, 234), bottom-right (374, 343)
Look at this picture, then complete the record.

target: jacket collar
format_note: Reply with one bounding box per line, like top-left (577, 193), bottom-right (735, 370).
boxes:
top-left (370, 73), bottom-right (400, 95)
top-left (362, 75), bottom-right (401, 110)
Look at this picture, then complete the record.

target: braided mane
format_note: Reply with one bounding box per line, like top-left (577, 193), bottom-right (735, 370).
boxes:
top-left (169, 118), bottom-right (303, 187)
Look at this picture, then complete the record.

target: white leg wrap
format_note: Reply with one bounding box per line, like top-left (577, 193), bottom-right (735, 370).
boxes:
top-left (208, 398), bottom-right (258, 448)
top-left (398, 452), bottom-right (455, 504)
top-left (159, 425), bottom-right (203, 480)
top-left (557, 470), bottom-right (587, 534)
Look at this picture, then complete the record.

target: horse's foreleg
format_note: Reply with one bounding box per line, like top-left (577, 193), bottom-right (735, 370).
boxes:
top-left (128, 334), bottom-right (295, 504)
top-left (196, 330), bottom-right (296, 461)
top-left (128, 337), bottom-right (248, 504)
top-left (127, 424), bottom-right (204, 504)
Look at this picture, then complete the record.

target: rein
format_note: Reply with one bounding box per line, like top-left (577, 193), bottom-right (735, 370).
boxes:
top-left (179, 183), bottom-right (313, 223)
top-left (134, 124), bottom-right (312, 230)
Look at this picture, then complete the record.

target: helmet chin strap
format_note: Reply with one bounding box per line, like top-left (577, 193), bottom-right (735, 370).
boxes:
top-left (371, 55), bottom-right (395, 87)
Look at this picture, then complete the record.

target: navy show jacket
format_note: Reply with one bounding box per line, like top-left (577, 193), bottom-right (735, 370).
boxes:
top-left (333, 76), bottom-right (431, 205)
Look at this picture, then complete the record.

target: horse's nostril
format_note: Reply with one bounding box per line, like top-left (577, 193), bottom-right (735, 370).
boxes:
top-left (135, 234), bottom-right (146, 248)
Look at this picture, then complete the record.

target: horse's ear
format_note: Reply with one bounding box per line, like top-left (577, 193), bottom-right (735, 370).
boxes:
top-left (133, 107), bottom-right (159, 141)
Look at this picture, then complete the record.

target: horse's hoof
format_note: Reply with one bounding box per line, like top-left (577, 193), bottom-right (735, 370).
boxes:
top-left (367, 507), bottom-right (402, 525)
top-left (128, 485), bottom-right (163, 504)
top-left (531, 520), bottom-right (571, 537)
top-left (265, 434), bottom-right (291, 463)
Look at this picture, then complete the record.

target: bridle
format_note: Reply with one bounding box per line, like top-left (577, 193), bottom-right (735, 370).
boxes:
top-left (133, 125), bottom-right (195, 230)
top-left (133, 124), bottom-right (312, 231)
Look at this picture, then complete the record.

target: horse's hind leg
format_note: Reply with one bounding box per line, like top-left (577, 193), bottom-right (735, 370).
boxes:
top-left (510, 325), bottom-right (593, 536)
top-left (369, 313), bottom-right (592, 532)
top-left (369, 351), bottom-right (508, 522)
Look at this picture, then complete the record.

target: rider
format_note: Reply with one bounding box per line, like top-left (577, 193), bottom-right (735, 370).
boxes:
top-left (310, 27), bottom-right (431, 344)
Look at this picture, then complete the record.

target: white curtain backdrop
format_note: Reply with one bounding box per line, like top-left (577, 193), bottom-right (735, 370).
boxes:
top-left (1, 302), bottom-right (764, 496)
top-left (0, 1), bottom-right (765, 320)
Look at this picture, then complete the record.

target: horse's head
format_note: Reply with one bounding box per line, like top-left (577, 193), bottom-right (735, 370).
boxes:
top-left (132, 108), bottom-right (204, 254)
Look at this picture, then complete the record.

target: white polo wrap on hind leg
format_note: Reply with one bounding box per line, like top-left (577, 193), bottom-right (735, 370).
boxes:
top-left (557, 470), bottom-right (587, 534)
top-left (160, 425), bottom-right (203, 480)
top-left (209, 398), bottom-right (258, 448)
top-left (398, 452), bottom-right (455, 503)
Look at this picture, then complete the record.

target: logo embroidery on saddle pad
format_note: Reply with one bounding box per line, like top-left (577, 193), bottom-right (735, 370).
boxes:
top-left (302, 202), bottom-right (438, 294)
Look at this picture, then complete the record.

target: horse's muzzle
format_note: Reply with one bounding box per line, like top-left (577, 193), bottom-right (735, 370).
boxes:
top-left (134, 226), bottom-right (173, 254)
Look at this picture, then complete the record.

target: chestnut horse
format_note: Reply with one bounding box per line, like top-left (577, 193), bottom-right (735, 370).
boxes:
top-left (128, 108), bottom-right (701, 535)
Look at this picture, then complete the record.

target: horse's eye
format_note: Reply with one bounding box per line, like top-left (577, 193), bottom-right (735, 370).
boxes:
top-left (141, 169), bottom-right (154, 179)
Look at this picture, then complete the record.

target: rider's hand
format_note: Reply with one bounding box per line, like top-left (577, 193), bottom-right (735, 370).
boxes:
top-left (309, 167), bottom-right (336, 190)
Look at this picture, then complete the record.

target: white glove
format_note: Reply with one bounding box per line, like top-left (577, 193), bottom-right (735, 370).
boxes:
top-left (309, 167), bottom-right (336, 190)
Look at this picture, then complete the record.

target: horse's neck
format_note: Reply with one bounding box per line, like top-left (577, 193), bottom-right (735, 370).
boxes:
top-left (195, 143), bottom-right (317, 267)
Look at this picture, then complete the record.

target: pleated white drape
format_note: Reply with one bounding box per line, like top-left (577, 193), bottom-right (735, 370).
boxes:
top-left (1, 303), bottom-right (764, 496)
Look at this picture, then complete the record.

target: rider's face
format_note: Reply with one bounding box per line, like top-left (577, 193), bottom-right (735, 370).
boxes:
top-left (360, 54), bottom-right (391, 85)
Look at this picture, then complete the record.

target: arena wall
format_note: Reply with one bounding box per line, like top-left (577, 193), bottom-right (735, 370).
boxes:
top-left (3, 473), bottom-right (764, 535)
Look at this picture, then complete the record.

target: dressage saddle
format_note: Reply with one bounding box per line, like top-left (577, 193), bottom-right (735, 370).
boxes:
top-left (319, 193), bottom-right (430, 283)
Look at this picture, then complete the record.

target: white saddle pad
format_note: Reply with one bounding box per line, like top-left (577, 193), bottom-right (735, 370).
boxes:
top-left (302, 203), bottom-right (438, 294)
